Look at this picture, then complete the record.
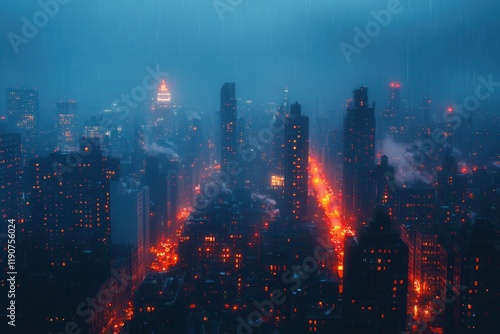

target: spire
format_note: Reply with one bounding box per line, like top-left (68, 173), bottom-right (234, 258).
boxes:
top-left (157, 80), bottom-right (171, 105)
top-left (159, 80), bottom-right (169, 92)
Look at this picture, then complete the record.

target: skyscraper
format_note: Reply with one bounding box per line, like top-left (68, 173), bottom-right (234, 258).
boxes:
top-left (6, 88), bottom-right (39, 161)
top-left (271, 87), bottom-right (289, 177)
top-left (144, 155), bottom-right (178, 245)
top-left (220, 83), bottom-right (237, 176)
top-left (0, 129), bottom-right (23, 221)
top-left (436, 155), bottom-right (468, 225)
top-left (26, 138), bottom-right (119, 270)
top-left (111, 180), bottom-right (151, 282)
top-left (56, 100), bottom-right (78, 152)
top-left (380, 82), bottom-right (400, 138)
top-left (343, 86), bottom-right (376, 227)
top-left (343, 206), bottom-right (409, 333)
top-left (0, 129), bottom-right (23, 303)
top-left (284, 102), bottom-right (309, 223)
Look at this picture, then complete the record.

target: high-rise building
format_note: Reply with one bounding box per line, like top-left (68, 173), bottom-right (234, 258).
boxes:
top-left (436, 155), bottom-right (468, 225)
top-left (6, 88), bottom-right (39, 161)
top-left (271, 87), bottom-right (289, 177)
top-left (220, 83), bottom-right (237, 176)
top-left (56, 101), bottom-right (78, 152)
top-left (111, 180), bottom-right (151, 282)
top-left (144, 155), bottom-right (178, 245)
top-left (26, 138), bottom-right (119, 270)
top-left (284, 102), bottom-right (309, 223)
top-left (343, 86), bottom-right (376, 227)
top-left (394, 187), bottom-right (435, 228)
top-left (6, 88), bottom-right (38, 132)
top-left (343, 206), bottom-right (409, 333)
top-left (0, 129), bottom-right (23, 302)
top-left (374, 155), bottom-right (395, 207)
top-left (152, 79), bottom-right (173, 140)
top-left (380, 83), bottom-right (400, 138)
top-left (439, 219), bottom-right (498, 332)
top-left (0, 129), bottom-right (23, 221)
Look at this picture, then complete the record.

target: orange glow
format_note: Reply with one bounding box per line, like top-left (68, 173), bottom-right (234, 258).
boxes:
top-left (390, 82), bottom-right (401, 88)
top-left (157, 80), bottom-right (171, 104)
top-left (159, 79), bottom-right (169, 92)
top-left (177, 207), bottom-right (191, 221)
top-left (150, 240), bottom-right (178, 272)
top-left (309, 156), bottom-right (355, 280)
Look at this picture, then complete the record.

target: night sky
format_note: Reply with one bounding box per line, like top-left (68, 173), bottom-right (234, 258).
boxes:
top-left (1, 0), bottom-right (499, 118)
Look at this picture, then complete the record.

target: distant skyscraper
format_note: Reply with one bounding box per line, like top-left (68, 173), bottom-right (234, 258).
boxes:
top-left (157, 79), bottom-right (172, 107)
top-left (343, 86), bottom-right (376, 227)
top-left (271, 87), bottom-right (288, 177)
top-left (284, 102), bottom-right (309, 223)
top-left (6, 88), bottom-right (38, 131)
top-left (0, 129), bottom-right (23, 221)
top-left (220, 82), bottom-right (237, 176)
top-left (152, 79), bottom-right (173, 141)
top-left (343, 207), bottom-right (409, 333)
top-left (56, 101), bottom-right (78, 152)
top-left (436, 155), bottom-right (468, 225)
top-left (380, 82), bottom-right (400, 137)
top-left (6, 88), bottom-right (39, 161)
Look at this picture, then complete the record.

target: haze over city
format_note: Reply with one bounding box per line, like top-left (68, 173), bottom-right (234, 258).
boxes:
top-left (0, 1), bottom-right (499, 334)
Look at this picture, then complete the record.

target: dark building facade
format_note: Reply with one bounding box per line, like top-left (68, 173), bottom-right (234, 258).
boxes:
top-left (220, 82), bottom-right (237, 177)
top-left (284, 102), bottom-right (309, 223)
top-left (56, 100), bottom-right (78, 152)
top-left (343, 86), bottom-right (376, 227)
top-left (343, 207), bottom-right (408, 333)
top-left (0, 130), bottom-right (23, 221)
top-left (6, 88), bottom-right (39, 162)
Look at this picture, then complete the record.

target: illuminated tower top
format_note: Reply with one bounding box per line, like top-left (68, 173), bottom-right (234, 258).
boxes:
top-left (157, 80), bottom-right (171, 107)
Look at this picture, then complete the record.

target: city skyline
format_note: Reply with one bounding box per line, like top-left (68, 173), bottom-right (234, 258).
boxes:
top-left (1, 1), bottom-right (499, 334)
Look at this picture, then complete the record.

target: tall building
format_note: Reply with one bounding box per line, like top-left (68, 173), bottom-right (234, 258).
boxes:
top-left (0, 129), bottom-right (23, 304)
top-left (343, 207), bottom-right (409, 333)
top-left (6, 88), bottom-right (39, 161)
top-left (153, 79), bottom-right (173, 140)
top-left (220, 83), bottom-right (237, 176)
top-left (374, 155), bottom-right (395, 207)
top-left (144, 154), bottom-right (178, 245)
top-left (394, 187), bottom-right (435, 228)
top-left (0, 129), bottom-right (23, 220)
top-left (343, 86), bottom-right (376, 227)
top-left (56, 101), bottom-right (78, 152)
top-left (110, 180), bottom-right (151, 282)
top-left (380, 82), bottom-right (400, 138)
top-left (284, 102), bottom-right (309, 223)
top-left (271, 87), bottom-right (289, 177)
top-left (26, 138), bottom-right (119, 271)
top-left (439, 219), bottom-right (498, 332)
top-left (436, 155), bottom-right (468, 225)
